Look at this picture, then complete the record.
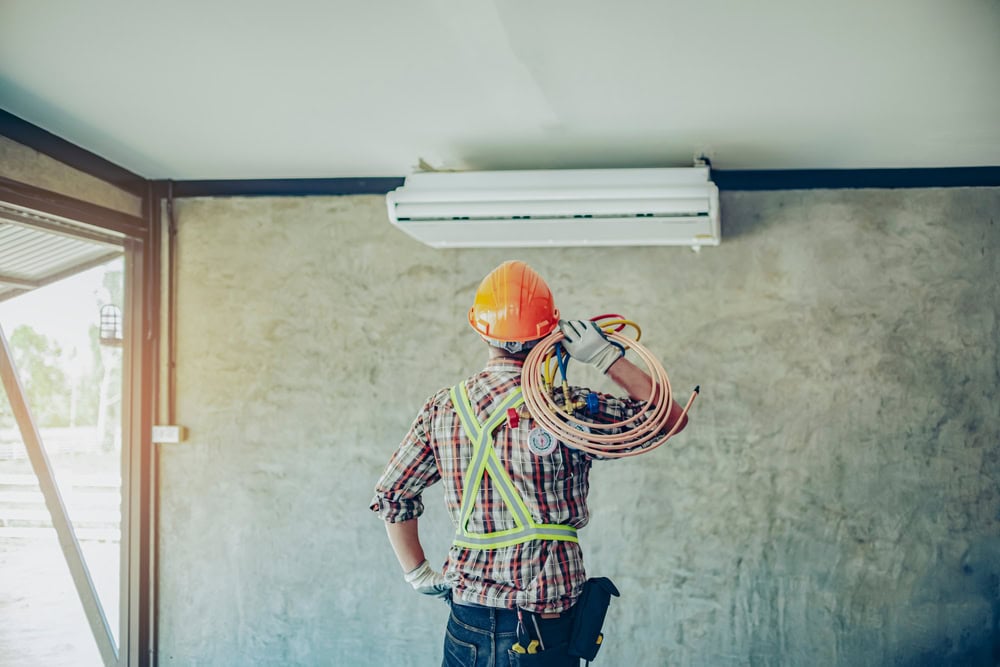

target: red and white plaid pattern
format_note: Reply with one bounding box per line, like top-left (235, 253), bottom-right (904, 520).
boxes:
top-left (371, 358), bottom-right (644, 614)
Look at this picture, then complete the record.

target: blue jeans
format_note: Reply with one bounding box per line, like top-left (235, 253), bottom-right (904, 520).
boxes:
top-left (442, 598), bottom-right (580, 667)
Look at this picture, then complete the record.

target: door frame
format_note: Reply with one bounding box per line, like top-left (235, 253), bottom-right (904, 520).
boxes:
top-left (0, 175), bottom-right (159, 666)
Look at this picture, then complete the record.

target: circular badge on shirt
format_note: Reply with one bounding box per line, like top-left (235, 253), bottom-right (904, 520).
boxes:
top-left (527, 427), bottom-right (558, 456)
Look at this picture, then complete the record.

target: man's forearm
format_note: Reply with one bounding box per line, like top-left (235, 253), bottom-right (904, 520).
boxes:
top-left (606, 357), bottom-right (652, 400)
top-left (385, 518), bottom-right (427, 572)
top-left (607, 357), bottom-right (688, 433)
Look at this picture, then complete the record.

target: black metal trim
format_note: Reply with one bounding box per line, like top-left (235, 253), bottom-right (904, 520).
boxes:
top-left (0, 176), bottom-right (147, 239)
top-left (712, 166), bottom-right (1000, 191)
top-left (0, 109), bottom-right (147, 196)
top-left (139, 184), bottom-right (160, 667)
top-left (163, 177), bottom-right (405, 198)
top-left (164, 168), bottom-right (1000, 197)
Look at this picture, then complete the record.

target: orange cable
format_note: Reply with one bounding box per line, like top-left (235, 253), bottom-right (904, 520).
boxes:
top-left (522, 328), bottom-right (697, 458)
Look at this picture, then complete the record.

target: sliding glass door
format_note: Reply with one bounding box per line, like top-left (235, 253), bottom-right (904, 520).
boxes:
top-left (0, 258), bottom-right (124, 665)
top-left (0, 178), bottom-right (156, 666)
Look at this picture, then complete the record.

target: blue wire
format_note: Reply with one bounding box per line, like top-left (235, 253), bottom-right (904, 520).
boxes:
top-left (555, 343), bottom-right (569, 382)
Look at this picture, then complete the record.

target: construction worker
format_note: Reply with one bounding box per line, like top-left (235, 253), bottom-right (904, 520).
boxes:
top-left (370, 260), bottom-right (689, 666)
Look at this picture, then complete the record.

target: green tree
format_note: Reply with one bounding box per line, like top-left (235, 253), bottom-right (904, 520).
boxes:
top-left (0, 325), bottom-right (71, 428)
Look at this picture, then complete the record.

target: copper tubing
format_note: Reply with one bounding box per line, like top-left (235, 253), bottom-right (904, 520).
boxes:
top-left (522, 330), bottom-right (697, 458)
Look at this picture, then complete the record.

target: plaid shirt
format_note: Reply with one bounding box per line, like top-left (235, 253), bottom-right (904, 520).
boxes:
top-left (370, 358), bottom-right (645, 614)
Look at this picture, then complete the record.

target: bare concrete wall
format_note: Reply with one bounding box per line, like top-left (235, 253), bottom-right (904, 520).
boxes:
top-left (160, 188), bottom-right (999, 666)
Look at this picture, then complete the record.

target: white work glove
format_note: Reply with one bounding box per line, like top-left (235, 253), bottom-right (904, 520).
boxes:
top-left (403, 560), bottom-right (450, 598)
top-left (558, 319), bottom-right (623, 374)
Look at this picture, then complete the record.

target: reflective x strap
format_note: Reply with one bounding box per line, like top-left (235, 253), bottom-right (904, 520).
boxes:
top-left (449, 383), bottom-right (578, 549)
top-left (450, 383), bottom-right (525, 533)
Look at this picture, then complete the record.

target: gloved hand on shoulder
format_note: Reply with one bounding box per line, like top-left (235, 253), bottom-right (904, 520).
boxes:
top-left (558, 319), bottom-right (623, 374)
top-left (404, 560), bottom-right (450, 598)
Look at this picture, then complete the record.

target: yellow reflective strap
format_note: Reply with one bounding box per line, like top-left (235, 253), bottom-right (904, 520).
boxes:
top-left (455, 528), bottom-right (579, 550)
top-left (450, 385), bottom-right (486, 533)
top-left (484, 446), bottom-right (535, 525)
top-left (451, 383), bottom-right (526, 536)
top-left (450, 381), bottom-right (578, 550)
top-left (474, 391), bottom-right (531, 531)
top-left (450, 384), bottom-right (482, 439)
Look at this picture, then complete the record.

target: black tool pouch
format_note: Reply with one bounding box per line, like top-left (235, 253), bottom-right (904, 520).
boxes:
top-left (567, 577), bottom-right (620, 661)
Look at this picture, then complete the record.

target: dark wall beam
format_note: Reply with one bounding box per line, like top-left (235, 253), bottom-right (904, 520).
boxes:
top-left (0, 109), bottom-right (147, 196)
top-left (164, 168), bottom-right (1000, 198)
top-left (163, 177), bottom-right (405, 198)
top-left (0, 176), bottom-right (147, 239)
top-left (713, 166), bottom-right (1000, 191)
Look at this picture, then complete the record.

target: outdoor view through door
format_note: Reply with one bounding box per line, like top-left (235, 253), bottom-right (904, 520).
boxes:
top-left (0, 258), bottom-right (124, 666)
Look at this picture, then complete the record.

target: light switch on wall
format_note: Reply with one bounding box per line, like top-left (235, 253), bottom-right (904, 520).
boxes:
top-left (152, 425), bottom-right (187, 444)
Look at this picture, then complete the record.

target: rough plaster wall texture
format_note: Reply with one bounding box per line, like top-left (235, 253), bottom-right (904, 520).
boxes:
top-left (161, 188), bottom-right (1000, 666)
top-left (0, 136), bottom-right (143, 216)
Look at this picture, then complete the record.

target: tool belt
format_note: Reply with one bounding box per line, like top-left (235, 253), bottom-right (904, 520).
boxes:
top-left (513, 577), bottom-right (621, 663)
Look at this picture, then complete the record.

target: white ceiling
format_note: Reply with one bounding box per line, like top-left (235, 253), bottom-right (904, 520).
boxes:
top-left (1, 0), bottom-right (998, 180)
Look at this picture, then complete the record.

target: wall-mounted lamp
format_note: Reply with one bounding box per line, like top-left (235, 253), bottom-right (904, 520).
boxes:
top-left (99, 304), bottom-right (123, 347)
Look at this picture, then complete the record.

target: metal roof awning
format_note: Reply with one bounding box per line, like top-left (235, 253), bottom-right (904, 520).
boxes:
top-left (0, 200), bottom-right (124, 302)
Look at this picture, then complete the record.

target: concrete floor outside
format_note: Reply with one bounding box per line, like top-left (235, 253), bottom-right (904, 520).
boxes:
top-left (0, 445), bottom-right (120, 667)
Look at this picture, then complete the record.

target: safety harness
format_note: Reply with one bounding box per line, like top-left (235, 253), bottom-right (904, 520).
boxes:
top-left (449, 382), bottom-right (579, 550)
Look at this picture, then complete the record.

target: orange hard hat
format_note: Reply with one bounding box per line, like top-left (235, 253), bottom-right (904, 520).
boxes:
top-left (468, 260), bottom-right (559, 343)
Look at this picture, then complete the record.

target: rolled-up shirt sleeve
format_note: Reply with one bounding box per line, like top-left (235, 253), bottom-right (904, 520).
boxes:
top-left (586, 391), bottom-right (645, 425)
top-left (570, 389), bottom-right (653, 459)
top-left (369, 402), bottom-right (441, 523)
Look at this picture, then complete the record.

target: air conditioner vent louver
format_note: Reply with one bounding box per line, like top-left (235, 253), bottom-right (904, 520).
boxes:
top-left (386, 168), bottom-right (720, 249)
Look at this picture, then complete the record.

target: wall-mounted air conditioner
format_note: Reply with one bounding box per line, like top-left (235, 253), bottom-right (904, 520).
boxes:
top-left (385, 166), bottom-right (720, 249)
